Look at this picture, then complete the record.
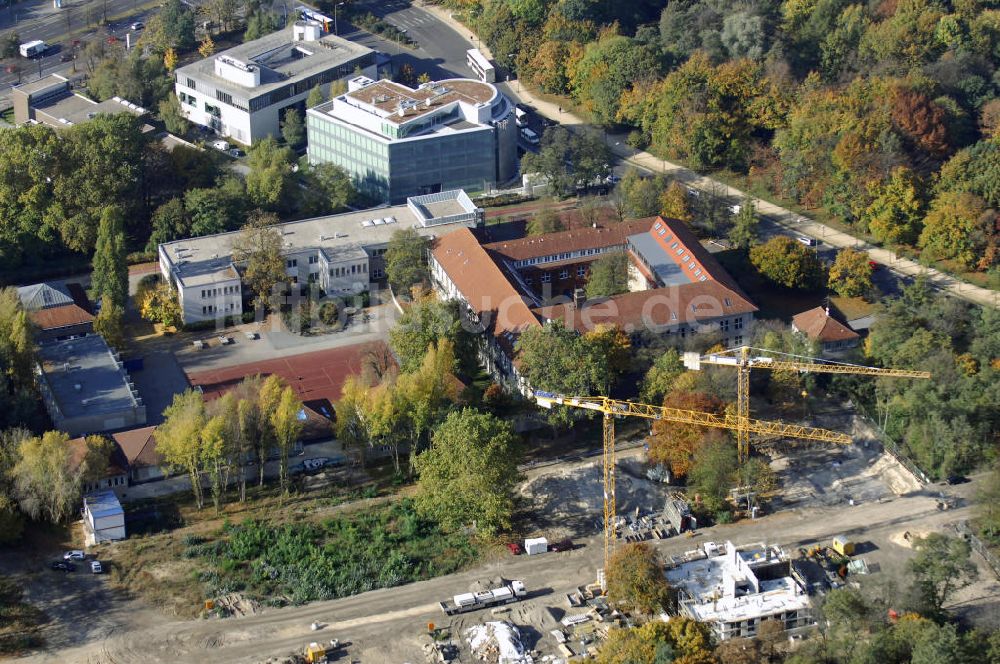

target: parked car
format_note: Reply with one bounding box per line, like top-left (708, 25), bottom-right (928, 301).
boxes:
top-left (130, 21), bottom-right (145, 30)
top-left (868, 261), bottom-right (879, 270)
top-left (64, 550), bottom-right (85, 561)
top-left (548, 539), bottom-right (574, 553)
top-left (211, 139), bottom-right (230, 152)
top-left (60, 53), bottom-right (74, 62)
top-left (506, 542), bottom-right (523, 555)
top-left (229, 148), bottom-right (245, 158)
top-left (90, 560), bottom-right (103, 574)
top-left (50, 561), bottom-right (76, 572)
top-left (797, 236), bottom-right (820, 247)
top-left (945, 474), bottom-right (969, 485)
top-left (303, 457), bottom-right (329, 472)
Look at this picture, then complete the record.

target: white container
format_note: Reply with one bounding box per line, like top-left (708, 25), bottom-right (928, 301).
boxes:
top-left (524, 537), bottom-right (548, 555)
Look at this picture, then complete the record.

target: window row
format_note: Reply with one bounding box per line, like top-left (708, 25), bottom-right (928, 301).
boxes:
top-left (200, 285), bottom-right (238, 299)
top-left (329, 263), bottom-right (367, 278)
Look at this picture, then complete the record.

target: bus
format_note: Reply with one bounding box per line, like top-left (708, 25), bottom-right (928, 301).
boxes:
top-left (466, 48), bottom-right (495, 83)
top-left (19, 40), bottom-right (48, 58)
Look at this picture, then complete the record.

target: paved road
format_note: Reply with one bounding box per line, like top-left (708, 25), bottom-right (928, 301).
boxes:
top-left (413, 3), bottom-right (999, 311)
top-left (22, 478), bottom-right (981, 663)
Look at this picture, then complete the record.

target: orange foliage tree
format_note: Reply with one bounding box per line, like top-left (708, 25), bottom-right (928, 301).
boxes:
top-left (649, 390), bottom-right (728, 477)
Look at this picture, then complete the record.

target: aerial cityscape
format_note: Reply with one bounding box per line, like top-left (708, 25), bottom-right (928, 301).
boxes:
top-left (0, 0), bottom-right (998, 662)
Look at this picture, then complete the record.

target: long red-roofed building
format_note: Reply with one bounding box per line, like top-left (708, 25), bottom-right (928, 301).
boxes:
top-left (429, 216), bottom-right (757, 393)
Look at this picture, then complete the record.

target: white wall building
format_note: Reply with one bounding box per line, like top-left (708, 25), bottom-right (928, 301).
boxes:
top-left (83, 490), bottom-right (126, 545)
top-left (665, 541), bottom-right (816, 641)
top-left (159, 190), bottom-right (484, 324)
top-left (173, 21), bottom-right (376, 145)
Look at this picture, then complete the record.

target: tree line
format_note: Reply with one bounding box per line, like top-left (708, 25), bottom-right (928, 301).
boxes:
top-left (459, 0), bottom-right (1000, 281)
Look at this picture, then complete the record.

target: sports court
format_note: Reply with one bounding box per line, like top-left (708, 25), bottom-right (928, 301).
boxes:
top-left (185, 340), bottom-right (394, 404)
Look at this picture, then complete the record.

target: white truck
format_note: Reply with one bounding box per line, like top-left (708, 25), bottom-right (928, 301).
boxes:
top-left (439, 580), bottom-right (527, 615)
top-left (19, 40), bottom-right (48, 58)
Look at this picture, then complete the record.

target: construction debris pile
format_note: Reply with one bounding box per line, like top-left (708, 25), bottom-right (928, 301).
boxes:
top-left (556, 585), bottom-right (621, 658)
top-left (466, 622), bottom-right (531, 664)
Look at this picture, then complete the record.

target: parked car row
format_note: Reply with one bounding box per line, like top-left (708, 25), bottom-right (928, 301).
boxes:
top-left (51, 551), bottom-right (103, 573)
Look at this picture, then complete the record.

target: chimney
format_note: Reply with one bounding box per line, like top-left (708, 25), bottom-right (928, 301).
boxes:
top-left (573, 288), bottom-right (586, 309)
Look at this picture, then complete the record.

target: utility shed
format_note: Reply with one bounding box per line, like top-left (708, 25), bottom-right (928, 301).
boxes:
top-left (83, 490), bottom-right (125, 545)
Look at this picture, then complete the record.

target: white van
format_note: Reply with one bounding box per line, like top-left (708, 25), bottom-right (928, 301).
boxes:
top-left (515, 107), bottom-right (527, 127)
top-left (520, 127), bottom-right (539, 146)
top-left (211, 139), bottom-right (230, 152)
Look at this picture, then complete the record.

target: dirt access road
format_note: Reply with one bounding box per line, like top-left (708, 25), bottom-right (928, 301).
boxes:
top-left (18, 483), bottom-right (980, 664)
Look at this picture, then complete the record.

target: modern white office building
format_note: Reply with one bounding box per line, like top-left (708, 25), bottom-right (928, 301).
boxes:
top-left (173, 21), bottom-right (376, 145)
top-left (159, 190), bottom-right (484, 324)
top-left (306, 75), bottom-right (518, 203)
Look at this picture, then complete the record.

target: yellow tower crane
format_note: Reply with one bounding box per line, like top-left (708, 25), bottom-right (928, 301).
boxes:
top-left (681, 346), bottom-right (932, 461)
top-left (533, 391), bottom-right (852, 574)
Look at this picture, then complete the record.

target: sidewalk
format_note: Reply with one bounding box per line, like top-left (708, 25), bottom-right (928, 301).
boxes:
top-left (418, 1), bottom-right (999, 311)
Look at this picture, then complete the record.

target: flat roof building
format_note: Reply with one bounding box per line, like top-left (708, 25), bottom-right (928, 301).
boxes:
top-left (665, 541), bottom-right (815, 641)
top-left (159, 190), bottom-right (483, 324)
top-left (306, 75), bottom-right (517, 203)
top-left (174, 21), bottom-right (376, 145)
top-left (35, 335), bottom-right (146, 435)
top-left (12, 74), bottom-right (149, 130)
top-left (83, 490), bottom-right (125, 545)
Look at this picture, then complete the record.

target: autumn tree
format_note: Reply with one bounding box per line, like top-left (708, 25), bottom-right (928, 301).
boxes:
top-left (200, 395), bottom-right (234, 513)
top-left (659, 181), bottom-right (693, 223)
top-left (270, 386), bottom-right (303, 492)
top-left (384, 227), bottom-right (430, 295)
top-left (749, 236), bottom-right (825, 290)
top-left (527, 206), bottom-right (565, 236)
top-left (890, 88), bottom-right (950, 158)
top-left (198, 36), bottom-right (215, 58)
top-left (605, 542), bottom-right (672, 615)
top-left (597, 618), bottom-right (715, 664)
top-left (93, 295), bottom-right (126, 350)
top-left (828, 248), bottom-right (873, 297)
top-left (649, 389), bottom-right (728, 477)
top-left (157, 389), bottom-right (206, 508)
top-left (585, 251), bottom-right (628, 298)
top-left (231, 210), bottom-right (285, 312)
top-left (396, 339), bottom-right (460, 463)
top-left (863, 167), bottom-right (925, 245)
top-left (413, 408), bottom-right (519, 534)
top-left (12, 431), bottom-right (80, 523)
top-left (139, 281), bottom-right (182, 328)
top-left (918, 191), bottom-right (995, 270)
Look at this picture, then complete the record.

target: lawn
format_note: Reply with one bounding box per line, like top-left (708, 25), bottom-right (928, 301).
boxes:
top-left (187, 499), bottom-right (478, 606)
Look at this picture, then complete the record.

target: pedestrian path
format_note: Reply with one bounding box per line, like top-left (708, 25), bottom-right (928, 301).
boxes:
top-left (417, 1), bottom-right (998, 310)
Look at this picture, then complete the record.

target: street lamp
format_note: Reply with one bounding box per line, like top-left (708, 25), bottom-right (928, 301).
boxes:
top-left (334, 1), bottom-right (344, 35)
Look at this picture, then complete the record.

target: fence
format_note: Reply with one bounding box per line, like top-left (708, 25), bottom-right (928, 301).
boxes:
top-left (955, 520), bottom-right (1000, 580)
top-left (851, 400), bottom-right (931, 486)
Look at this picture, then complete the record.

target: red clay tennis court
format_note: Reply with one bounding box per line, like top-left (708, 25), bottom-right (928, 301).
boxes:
top-left (185, 340), bottom-right (394, 404)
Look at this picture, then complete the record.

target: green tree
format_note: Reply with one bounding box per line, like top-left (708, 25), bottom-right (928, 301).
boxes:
top-left (389, 297), bottom-right (472, 373)
top-left (516, 320), bottom-right (610, 426)
top-left (384, 227), bottom-right (430, 295)
top-left (586, 251), bottom-right (628, 298)
top-left (521, 126), bottom-right (611, 198)
top-left (90, 205), bottom-right (128, 309)
top-left (281, 108), bottom-right (305, 148)
top-left (1, 32), bottom-right (20, 59)
top-left (639, 348), bottom-right (685, 405)
top-left (749, 236), bottom-right (825, 289)
top-left (184, 179), bottom-right (247, 237)
top-left (231, 210), bottom-right (285, 311)
top-left (605, 542), bottom-right (672, 615)
top-left (527, 206), bottom-right (565, 235)
top-left (303, 163), bottom-right (356, 215)
top-left (157, 390), bottom-right (206, 508)
top-left (0, 494), bottom-right (24, 545)
top-left (687, 438), bottom-right (738, 513)
top-left (245, 137), bottom-right (295, 211)
top-left (306, 84), bottom-right (325, 109)
top-left (978, 463), bottom-right (1000, 543)
top-left (147, 197), bottom-right (190, 250)
top-left (142, 0), bottom-right (195, 52)
top-left (413, 408), bottom-right (520, 534)
top-left (93, 295), bottom-right (126, 350)
top-left (270, 386), bottom-right (304, 492)
top-left (728, 199), bottom-right (759, 250)
top-left (12, 431), bottom-right (80, 524)
top-left (396, 339), bottom-right (460, 464)
top-left (159, 92), bottom-right (190, 135)
top-left (828, 248), bottom-right (873, 297)
top-left (0, 124), bottom-right (61, 266)
top-left (908, 532), bottom-right (978, 617)
top-left (245, 10), bottom-right (280, 41)
top-left (618, 169), bottom-right (665, 218)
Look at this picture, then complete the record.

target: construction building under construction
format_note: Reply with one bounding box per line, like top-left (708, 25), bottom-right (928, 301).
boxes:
top-left (665, 541), bottom-right (815, 641)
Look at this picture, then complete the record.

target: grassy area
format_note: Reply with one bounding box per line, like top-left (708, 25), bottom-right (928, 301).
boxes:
top-left (0, 576), bottom-right (46, 655)
top-left (104, 481), bottom-right (484, 617)
top-left (188, 499), bottom-right (478, 606)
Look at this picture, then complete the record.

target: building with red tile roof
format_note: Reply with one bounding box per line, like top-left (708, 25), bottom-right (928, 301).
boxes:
top-left (791, 307), bottom-right (860, 354)
top-left (429, 216), bottom-right (757, 392)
